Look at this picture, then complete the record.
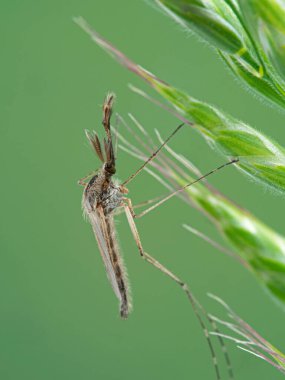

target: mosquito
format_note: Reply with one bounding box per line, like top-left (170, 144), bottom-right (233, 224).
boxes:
top-left (79, 93), bottom-right (238, 379)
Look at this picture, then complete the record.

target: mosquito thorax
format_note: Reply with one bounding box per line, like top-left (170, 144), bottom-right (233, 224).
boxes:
top-left (84, 172), bottom-right (124, 215)
top-left (100, 181), bottom-right (124, 214)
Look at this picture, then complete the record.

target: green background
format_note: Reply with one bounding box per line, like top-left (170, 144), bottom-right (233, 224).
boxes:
top-left (2, 1), bottom-right (285, 379)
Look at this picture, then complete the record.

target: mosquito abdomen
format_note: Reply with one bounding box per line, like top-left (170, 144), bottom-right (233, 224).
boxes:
top-left (105, 216), bottom-right (132, 319)
top-left (120, 301), bottom-right (129, 319)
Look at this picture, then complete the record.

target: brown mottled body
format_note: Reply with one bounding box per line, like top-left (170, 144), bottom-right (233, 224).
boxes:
top-left (82, 93), bottom-right (131, 318)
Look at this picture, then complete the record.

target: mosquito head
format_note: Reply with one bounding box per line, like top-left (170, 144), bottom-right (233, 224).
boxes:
top-left (85, 93), bottom-right (117, 178)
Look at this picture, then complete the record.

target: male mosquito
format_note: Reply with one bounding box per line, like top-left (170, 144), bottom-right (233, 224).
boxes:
top-left (79, 93), bottom-right (238, 379)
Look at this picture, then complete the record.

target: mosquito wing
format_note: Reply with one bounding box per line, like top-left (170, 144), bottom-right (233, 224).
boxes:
top-left (83, 197), bottom-right (131, 318)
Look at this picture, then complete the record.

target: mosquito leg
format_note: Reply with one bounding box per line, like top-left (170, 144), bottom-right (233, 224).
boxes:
top-left (78, 180), bottom-right (88, 186)
top-left (124, 194), bottom-right (234, 378)
top-left (123, 200), bottom-right (221, 379)
top-left (121, 123), bottom-right (185, 186)
top-left (114, 196), bottom-right (164, 217)
top-left (78, 171), bottom-right (97, 186)
top-left (129, 196), bottom-right (164, 210)
top-left (123, 198), bottom-right (234, 380)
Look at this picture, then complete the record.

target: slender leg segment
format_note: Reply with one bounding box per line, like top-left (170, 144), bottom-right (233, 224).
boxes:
top-left (123, 198), bottom-right (226, 380)
top-left (114, 196), bottom-right (164, 217)
top-left (78, 171), bottom-right (98, 186)
top-left (121, 123), bottom-right (185, 186)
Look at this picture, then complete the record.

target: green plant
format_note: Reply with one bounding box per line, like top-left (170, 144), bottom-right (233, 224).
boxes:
top-left (116, 112), bottom-right (285, 375)
top-left (155, 0), bottom-right (285, 110)
top-left (209, 294), bottom-right (285, 375)
top-left (73, 2), bottom-right (285, 374)
top-left (116, 111), bottom-right (285, 375)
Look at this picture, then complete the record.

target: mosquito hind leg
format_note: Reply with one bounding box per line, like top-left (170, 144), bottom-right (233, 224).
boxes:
top-left (114, 196), bottom-right (164, 217)
top-left (123, 199), bottom-right (228, 380)
top-left (78, 171), bottom-right (97, 186)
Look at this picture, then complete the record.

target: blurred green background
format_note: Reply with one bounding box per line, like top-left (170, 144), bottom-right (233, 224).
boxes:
top-left (2, 0), bottom-right (285, 379)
